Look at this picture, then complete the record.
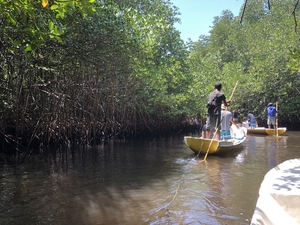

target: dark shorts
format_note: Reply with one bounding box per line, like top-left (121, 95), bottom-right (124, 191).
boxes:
top-left (207, 114), bottom-right (220, 131)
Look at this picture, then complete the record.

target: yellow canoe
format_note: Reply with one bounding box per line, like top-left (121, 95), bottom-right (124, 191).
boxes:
top-left (247, 127), bottom-right (287, 135)
top-left (184, 136), bottom-right (246, 155)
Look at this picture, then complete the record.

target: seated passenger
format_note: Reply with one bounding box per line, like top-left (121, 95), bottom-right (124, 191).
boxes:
top-left (231, 123), bottom-right (246, 140)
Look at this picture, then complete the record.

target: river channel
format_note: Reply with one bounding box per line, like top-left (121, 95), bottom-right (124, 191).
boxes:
top-left (1, 131), bottom-right (300, 225)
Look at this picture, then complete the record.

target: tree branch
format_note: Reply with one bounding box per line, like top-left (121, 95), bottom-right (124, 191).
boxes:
top-left (291, 0), bottom-right (299, 33)
top-left (240, 0), bottom-right (248, 24)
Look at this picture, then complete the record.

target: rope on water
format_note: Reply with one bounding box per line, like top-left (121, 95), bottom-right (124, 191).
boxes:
top-left (165, 142), bottom-right (204, 214)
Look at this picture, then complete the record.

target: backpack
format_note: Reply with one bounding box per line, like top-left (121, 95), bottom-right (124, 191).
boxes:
top-left (206, 94), bottom-right (219, 115)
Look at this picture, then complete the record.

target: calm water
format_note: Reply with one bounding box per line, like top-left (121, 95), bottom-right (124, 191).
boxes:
top-left (1, 132), bottom-right (300, 225)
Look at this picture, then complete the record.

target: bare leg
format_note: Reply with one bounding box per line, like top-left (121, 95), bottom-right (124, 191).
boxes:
top-left (216, 130), bottom-right (220, 140)
top-left (208, 128), bottom-right (215, 139)
top-left (206, 130), bottom-right (210, 139)
top-left (210, 129), bottom-right (220, 140)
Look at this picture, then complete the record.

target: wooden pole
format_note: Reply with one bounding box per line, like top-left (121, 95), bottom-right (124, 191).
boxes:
top-left (276, 101), bottom-right (278, 137)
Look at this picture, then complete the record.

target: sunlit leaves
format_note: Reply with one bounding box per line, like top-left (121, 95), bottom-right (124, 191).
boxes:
top-left (0, 0), bottom-right (95, 52)
top-left (185, 0), bottom-right (300, 122)
top-left (288, 48), bottom-right (300, 72)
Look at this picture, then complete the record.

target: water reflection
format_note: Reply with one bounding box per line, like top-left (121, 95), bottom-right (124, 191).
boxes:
top-left (267, 136), bottom-right (287, 168)
top-left (0, 133), bottom-right (298, 225)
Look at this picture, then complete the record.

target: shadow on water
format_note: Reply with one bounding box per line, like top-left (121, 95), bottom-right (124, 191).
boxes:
top-left (0, 136), bottom-right (195, 225)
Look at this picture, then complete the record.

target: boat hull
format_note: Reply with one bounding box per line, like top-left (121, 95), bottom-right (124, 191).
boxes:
top-left (184, 136), bottom-right (245, 155)
top-left (247, 127), bottom-right (286, 135)
top-left (251, 159), bottom-right (300, 225)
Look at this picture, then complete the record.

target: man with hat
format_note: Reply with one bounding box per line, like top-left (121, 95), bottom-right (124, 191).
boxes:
top-left (267, 102), bottom-right (278, 129)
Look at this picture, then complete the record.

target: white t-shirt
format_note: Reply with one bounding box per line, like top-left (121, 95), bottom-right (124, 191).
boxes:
top-left (231, 124), bottom-right (246, 139)
top-left (242, 121), bottom-right (249, 128)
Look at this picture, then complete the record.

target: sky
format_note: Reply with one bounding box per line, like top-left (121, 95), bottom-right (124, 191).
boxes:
top-left (170, 0), bottom-right (245, 42)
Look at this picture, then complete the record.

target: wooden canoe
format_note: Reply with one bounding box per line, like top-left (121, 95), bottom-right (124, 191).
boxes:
top-left (247, 127), bottom-right (287, 135)
top-left (184, 136), bottom-right (246, 155)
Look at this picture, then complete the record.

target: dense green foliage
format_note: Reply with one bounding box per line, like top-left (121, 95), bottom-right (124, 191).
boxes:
top-left (0, 0), bottom-right (190, 163)
top-left (188, 0), bottom-right (300, 127)
top-left (1, 0), bottom-right (300, 163)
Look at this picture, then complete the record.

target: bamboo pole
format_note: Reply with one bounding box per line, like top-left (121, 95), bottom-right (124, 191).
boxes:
top-left (276, 101), bottom-right (278, 137)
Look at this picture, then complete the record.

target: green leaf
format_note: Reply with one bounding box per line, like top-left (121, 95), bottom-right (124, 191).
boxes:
top-left (25, 44), bottom-right (32, 52)
top-left (48, 21), bottom-right (54, 30)
top-left (50, 4), bottom-right (58, 10)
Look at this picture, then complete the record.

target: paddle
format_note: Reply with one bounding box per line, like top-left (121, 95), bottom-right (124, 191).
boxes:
top-left (201, 81), bottom-right (239, 161)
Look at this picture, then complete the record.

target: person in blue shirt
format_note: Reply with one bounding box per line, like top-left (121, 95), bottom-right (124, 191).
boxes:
top-left (247, 111), bottom-right (257, 129)
top-left (267, 103), bottom-right (278, 129)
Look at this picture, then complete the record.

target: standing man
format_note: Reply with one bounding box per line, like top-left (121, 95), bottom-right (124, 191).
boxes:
top-left (267, 103), bottom-right (278, 129)
top-left (206, 82), bottom-right (230, 140)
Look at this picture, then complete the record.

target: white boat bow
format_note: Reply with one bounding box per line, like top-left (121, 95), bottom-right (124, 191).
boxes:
top-left (251, 158), bottom-right (300, 225)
